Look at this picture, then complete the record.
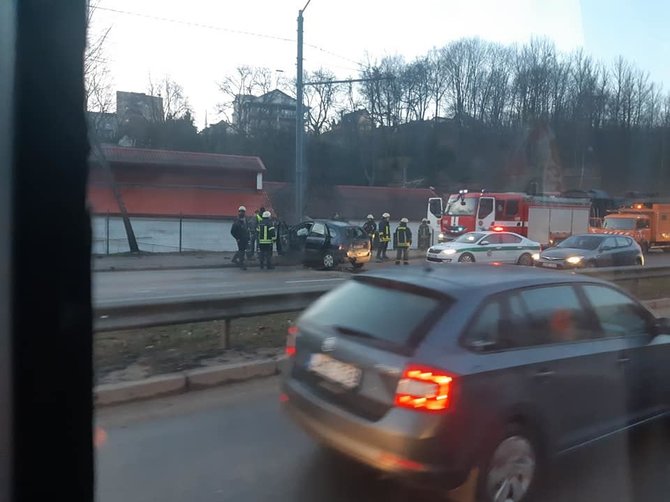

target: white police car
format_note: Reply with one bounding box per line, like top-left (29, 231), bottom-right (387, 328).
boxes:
top-left (426, 231), bottom-right (541, 265)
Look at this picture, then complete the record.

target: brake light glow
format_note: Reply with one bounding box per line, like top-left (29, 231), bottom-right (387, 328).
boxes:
top-left (395, 365), bottom-right (454, 412)
top-left (492, 226), bottom-right (504, 232)
top-left (286, 325), bottom-right (299, 357)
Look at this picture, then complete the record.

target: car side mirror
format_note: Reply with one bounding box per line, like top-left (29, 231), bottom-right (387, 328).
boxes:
top-left (479, 240), bottom-right (490, 246)
top-left (600, 245), bottom-right (613, 252)
top-left (296, 228), bottom-right (308, 237)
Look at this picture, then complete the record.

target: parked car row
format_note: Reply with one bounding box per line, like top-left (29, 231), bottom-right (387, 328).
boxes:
top-left (426, 230), bottom-right (645, 269)
top-left (283, 223), bottom-right (645, 272)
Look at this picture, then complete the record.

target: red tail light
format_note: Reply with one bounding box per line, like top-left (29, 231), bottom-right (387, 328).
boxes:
top-left (394, 365), bottom-right (454, 412)
top-left (286, 325), bottom-right (299, 357)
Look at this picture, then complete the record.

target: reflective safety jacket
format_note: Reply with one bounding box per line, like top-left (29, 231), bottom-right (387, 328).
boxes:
top-left (257, 218), bottom-right (277, 244)
top-left (394, 224), bottom-right (412, 248)
top-left (378, 220), bottom-right (391, 242)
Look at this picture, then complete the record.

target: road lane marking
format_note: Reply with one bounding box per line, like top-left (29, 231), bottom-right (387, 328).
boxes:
top-left (285, 278), bottom-right (345, 284)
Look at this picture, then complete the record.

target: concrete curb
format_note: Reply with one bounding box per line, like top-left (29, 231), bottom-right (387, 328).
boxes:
top-left (95, 373), bottom-right (187, 406)
top-left (94, 255), bottom-right (424, 273)
top-left (95, 356), bottom-right (287, 407)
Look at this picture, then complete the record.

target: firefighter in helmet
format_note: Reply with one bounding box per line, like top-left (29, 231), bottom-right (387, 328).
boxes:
top-left (257, 210), bottom-right (276, 270)
top-left (376, 213), bottom-right (391, 262)
top-left (362, 214), bottom-right (377, 250)
top-left (393, 217), bottom-right (412, 265)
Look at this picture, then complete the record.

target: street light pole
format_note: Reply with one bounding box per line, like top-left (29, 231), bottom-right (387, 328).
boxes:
top-left (295, 0), bottom-right (311, 222)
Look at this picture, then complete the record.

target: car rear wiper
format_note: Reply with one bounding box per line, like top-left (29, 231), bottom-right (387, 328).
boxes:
top-left (333, 325), bottom-right (376, 339)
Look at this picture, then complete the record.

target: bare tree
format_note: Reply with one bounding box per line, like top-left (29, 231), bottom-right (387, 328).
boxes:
top-left (303, 69), bottom-right (342, 135)
top-left (147, 75), bottom-right (192, 121)
top-left (402, 57), bottom-right (431, 122)
top-left (426, 47), bottom-right (451, 120)
top-left (85, 1), bottom-right (114, 120)
top-left (217, 65), bottom-right (281, 127)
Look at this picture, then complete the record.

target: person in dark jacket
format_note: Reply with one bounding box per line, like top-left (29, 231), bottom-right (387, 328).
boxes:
top-left (230, 205), bottom-right (249, 270)
top-left (257, 210), bottom-right (277, 270)
top-left (362, 214), bottom-right (377, 250)
top-left (376, 213), bottom-right (391, 262)
top-left (247, 210), bottom-right (260, 260)
top-left (393, 217), bottom-right (412, 265)
top-left (418, 218), bottom-right (432, 251)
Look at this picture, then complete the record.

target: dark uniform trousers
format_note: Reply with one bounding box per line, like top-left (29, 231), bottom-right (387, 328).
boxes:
top-left (258, 220), bottom-right (276, 270)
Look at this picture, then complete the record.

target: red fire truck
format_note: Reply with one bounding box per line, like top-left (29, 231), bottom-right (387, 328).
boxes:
top-left (427, 191), bottom-right (592, 246)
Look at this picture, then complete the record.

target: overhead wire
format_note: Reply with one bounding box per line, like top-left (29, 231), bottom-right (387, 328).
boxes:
top-left (95, 6), bottom-right (364, 69)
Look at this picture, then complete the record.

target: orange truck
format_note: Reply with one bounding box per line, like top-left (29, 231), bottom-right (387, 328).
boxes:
top-left (590, 202), bottom-right (670, 253)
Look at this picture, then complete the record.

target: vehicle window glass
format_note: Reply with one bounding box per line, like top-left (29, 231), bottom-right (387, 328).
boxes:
top-left (495, 202), bottom-right (505, 219)
top-left (582, 285), bottom-right (651, 337)
top-left (505, 200), bottom-right (519, 217)
top-left (478, 197), bottom-right (494, 219)
top-left (429, 198), bottom-right (443, 217)
top-left (464, 293), bottom-right (536, 351)
top-left (602, 237), bottom-right (617, 249)
top-left (499, 233), bottom-right (522, 244)
top-left (636, 219), bottom-right (650, 229)
top-left (310, 222), bottom-right (326, 237)
top-left (300, 280), bottom-right (446, 349)
top-left (557, 235), bottom-right (603, 250)
top-left (454, 232), bottom-right (486, 243)
top-left (480, 234), bottom-right (501, 245)
top-left (347, 227), bottom-right (366, 239)
top-left (463, 299), bottom-right (502, 350)
top-left (446, 196), bottom-right (477, 216)
top-left (615, 237), bottom-right (630, 248)
top-left (519, 286), bottom-right (594, 344)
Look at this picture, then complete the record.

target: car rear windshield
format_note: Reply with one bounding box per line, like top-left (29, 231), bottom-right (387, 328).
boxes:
top-left (299, 278), bottom-right (448, 350)
top-left (335, 226), bottom-right (366, 240)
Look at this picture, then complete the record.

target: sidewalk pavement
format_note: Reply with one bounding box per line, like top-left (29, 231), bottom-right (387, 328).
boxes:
top-left (93, 249), bottom-right (426, 272)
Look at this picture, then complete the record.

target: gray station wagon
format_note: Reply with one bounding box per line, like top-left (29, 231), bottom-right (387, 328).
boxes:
top-left (281, 265), bottom-right (670, 502)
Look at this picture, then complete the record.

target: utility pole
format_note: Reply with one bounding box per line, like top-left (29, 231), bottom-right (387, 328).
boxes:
top-left (294, 1), bottom-right (389, 220)
top-left (294, 0), bottom-right (311, 222)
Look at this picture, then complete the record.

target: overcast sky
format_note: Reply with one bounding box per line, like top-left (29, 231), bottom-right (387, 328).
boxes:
top-left (91, 0), bottom-right (670, 129)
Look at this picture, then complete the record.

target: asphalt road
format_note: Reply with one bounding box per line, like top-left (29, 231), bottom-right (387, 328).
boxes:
top-left (96, 377), bottom-right (670, 502)
top-left (93, 262), bottom-right (388, 307)
top-left (93, 253), bottom-right (670, 307)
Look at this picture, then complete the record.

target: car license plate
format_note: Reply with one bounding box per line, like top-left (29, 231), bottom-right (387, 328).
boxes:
top-left (542, 262), bottom-right (558, 268)
top-left (308, 353), bottom-right (361, 389)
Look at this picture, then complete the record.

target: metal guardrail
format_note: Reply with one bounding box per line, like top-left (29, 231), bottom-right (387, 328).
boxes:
top-left (94, 265), bottom-right (670, 345)
top-left (577, 264), bottom-right (670, 298)
top-left (95, 290), bottom-right (327, 347)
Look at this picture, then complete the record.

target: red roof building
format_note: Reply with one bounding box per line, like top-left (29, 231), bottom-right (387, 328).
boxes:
top-left (88, 145), bottom-right (272, 218)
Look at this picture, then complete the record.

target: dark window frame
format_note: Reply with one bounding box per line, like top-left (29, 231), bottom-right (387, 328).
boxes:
top-left (576, 283), bottom-right (655, 339)
top-left (460, 282), bottom-right (603, 353)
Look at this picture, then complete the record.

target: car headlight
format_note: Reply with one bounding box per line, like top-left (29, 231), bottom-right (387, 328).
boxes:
top-left (438, 233), bottom-right (445, 239)
top-left (566, 256), bottom-right (583, 264)
top-left (441, 249), bottom-right (457, 255)
top-left (532, 253), bottom-right (540, 261)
